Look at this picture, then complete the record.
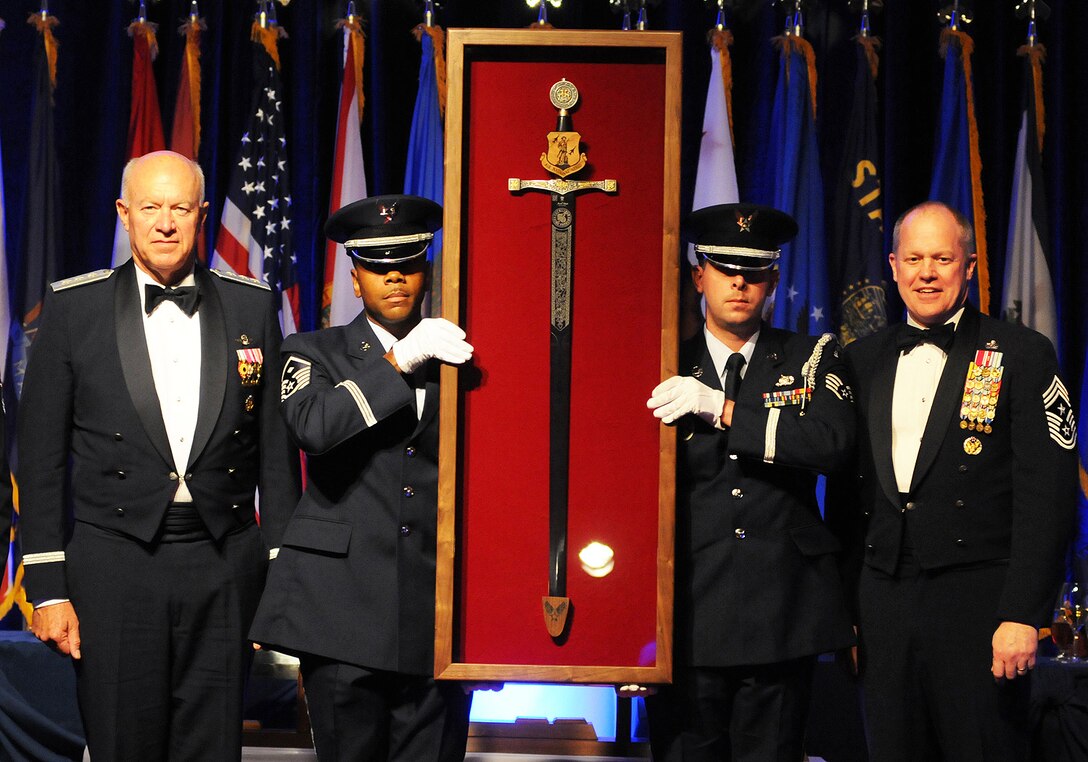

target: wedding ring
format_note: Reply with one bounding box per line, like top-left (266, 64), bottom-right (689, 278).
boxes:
top-left (1016, 668), bottom-right (1027, 674)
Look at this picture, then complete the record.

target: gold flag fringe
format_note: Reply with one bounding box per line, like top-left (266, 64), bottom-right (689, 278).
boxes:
top-left (1017, 43), bottom-right (1046, 154)
top-left (336, 17), bottom-right (366, 122)
top-left (709, 28), bottom-right (735, 148)
top-left (412, 24), bottom-right (446, 122)
top-left (772, 34), bottom-right (818, 120)
top-left (857, 34), bottom-right (881, 81)
top-left (0, 476), bottom-right (34, 624)
top-left (940, 28), bottom-right (989, 314)
top-left (127, 19), bottom-right (159, 61)
top-left (180, 16), bottom-right (206, 157)
top-left (251, 21), bottom-right (286, 71)
top-left (27, 13), bottom-right (59, 91)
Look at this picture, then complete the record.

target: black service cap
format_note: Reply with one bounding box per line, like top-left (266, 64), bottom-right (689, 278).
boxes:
top-left (325, 194), bottom-right (442, 265)
top-left (684, 203), bottom-right (798, 271)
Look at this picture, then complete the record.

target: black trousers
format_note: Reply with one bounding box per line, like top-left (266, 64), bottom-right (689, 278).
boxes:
top-left (858, 554), bottom-right (1032, 762)
top-left (300, 656), bottom-right (471, 762)
top-left (646, 658), bottom-right (815, 762)
top-left (66, 520), bottom-right (266, 761)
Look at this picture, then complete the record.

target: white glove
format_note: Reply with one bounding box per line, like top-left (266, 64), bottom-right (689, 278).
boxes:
top-left (392, 318), bottom-right (474, 373)
top-left (647, 375), bottom-right (726, 428)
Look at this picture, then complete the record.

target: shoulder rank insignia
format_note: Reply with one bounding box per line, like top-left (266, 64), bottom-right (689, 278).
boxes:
top-left (211, 269), bottom-right (271, 290)
top-left (51, 269), bottom-right (114, 292)
top-left (825, 373), bottom-right (854, 402)
top-left (960, 350), bottom-right (1004, 434)
top-left (281, 356), bottom-right (311, 402)
top-left (775, 375), bottom-right (795, 387)
top-left (1042, 375), bottom-right (1077, 450)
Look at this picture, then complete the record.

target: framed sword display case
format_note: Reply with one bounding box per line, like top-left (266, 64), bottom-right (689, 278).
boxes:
top-left (436, 28), bottom-right (681, 683)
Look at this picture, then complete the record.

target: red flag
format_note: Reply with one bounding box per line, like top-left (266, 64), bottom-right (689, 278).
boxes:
top-left (171, 12), bottom-right (206, 261)
top-left (322, 17), bottom-right (367, 328)
top-left (112, 20), bottom-right (166, 267)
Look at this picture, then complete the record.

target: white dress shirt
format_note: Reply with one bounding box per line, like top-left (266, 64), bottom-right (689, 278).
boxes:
top-left (135, 267), bottom-right (202, 502)
top-left (370, 318), bottom-right (425, 419)
top-left (891, 308), bottom-right (964, 493)
top-left (704, 325), bottom-right (759, 387)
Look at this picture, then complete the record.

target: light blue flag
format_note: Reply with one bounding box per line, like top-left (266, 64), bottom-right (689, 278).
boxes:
top-left (404, 29), bottom-right (445, 315)
top-left (768, 36), bottom-right (830, 335)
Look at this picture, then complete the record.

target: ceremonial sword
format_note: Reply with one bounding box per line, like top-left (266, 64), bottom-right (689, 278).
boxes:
top-left (508, 79), bottom-right (618, 638)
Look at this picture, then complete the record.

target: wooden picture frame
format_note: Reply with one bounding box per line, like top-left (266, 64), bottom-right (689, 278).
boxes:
top-left (435, 28), bottom-right (681, 684)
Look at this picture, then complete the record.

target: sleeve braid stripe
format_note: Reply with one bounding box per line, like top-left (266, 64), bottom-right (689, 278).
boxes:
top-left (23, 551), bottom-right (66, 565)
top-left (335, 379), bottom-right (377, 427)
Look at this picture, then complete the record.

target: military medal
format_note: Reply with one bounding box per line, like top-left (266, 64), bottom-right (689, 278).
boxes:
top-left (237, 348), bottom-right (264, 387)
top-left (959, 350), bottom-right (1003, 434)
top-left (762, 387), bottom-right (813, 408)
top-left (963, 436), bottom-right (982, 455)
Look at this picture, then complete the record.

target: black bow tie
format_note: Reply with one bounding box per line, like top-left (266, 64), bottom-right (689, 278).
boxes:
top-left (145, 284), bottom-right (200, 316)
top-left (896, 322), bottom-right (955, 354)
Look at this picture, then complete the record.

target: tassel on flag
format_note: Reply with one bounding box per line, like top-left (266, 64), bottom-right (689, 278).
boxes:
top-left (929, 24), bottom-right (989, 312)
top-left (212, 17), bottom-right (299, 337)
top-left (112, 14), bottom-right (167, 268)
top-left (404, 17), bottom-right (446, 316)
top-left (322, 8), bottom-right (368, 329)
top-left (1001, 42), bottom-right (1057, 346)
top-left (832, 28), bottom-right (888, 345)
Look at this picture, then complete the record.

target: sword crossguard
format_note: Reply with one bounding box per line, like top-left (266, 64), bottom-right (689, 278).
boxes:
top-left (508, 177), bottom-right (618, 197)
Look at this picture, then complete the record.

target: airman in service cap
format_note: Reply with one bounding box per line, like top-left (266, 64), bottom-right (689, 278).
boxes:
top-left (325, 194), bottom-right (442, 266)
top-left (684, 203), bottom-right (798, 271)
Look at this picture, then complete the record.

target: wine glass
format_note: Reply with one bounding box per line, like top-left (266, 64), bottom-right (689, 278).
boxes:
top-left (1051, 582), bottom-right (1086, 661)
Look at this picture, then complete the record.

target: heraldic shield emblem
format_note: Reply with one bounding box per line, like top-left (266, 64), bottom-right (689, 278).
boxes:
top-left (541, 131), bottom-right (586, 177)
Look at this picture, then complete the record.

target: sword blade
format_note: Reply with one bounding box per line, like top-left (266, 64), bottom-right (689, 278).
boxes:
top-left (549, 192), bottom-right (574, 599)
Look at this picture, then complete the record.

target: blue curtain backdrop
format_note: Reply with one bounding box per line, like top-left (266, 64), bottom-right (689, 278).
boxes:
top-left (0, 0), bottom-right (1085, 388)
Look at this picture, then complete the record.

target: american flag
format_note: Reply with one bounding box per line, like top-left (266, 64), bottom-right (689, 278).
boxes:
top-left (212, 24), bottom-right (299, 336)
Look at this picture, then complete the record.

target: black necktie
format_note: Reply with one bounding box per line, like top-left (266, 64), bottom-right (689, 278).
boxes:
top-left (145, 284), bottom-right (200, 317)
top-left (895, 322), bottom-right (955, 354)
top-left (723, 352), bottom-right (746, 402)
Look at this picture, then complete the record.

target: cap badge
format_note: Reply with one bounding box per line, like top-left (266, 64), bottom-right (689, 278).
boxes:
top-left (378, 202), bottom-right (398, 223)
top-left (736, 211), bottom-right (757, 232)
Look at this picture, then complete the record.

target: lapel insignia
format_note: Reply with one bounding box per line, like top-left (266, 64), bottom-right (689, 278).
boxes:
top-left (775, 374), bottom-right (795, 387)
top-left (691, 365), bottom-right (704, 379)
top-left (963, 436), bottom-right (983, 455)
top-left (360, 341), bottom-right (371, 352)
top-left (985, 339), bottom-right (999, 350)
top-left (959, 350), bottom-right (1003, 434)
top-left (767, 351), bottom-right (779, 362)
top-left (1042, 375), bottom-right (1077, 450)
top-left (236, 334), bottom-right (251, 346)
top-left (237, 348), bottom-right (264, 387)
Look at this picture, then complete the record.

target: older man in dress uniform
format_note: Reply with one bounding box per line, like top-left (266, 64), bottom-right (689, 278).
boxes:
top-left (645, 203), bottom-right (856, 761)
top-left (829, 201), bottom-right (1077, 761)
top-left (18, 150), bottom-right (300, 760)
top-left (251, 195), bottom-right (473, 761)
